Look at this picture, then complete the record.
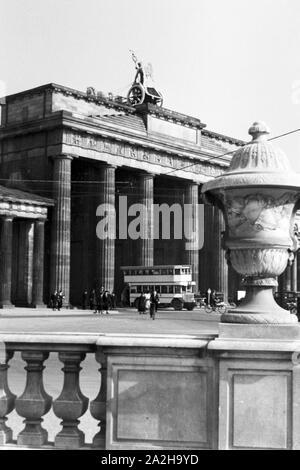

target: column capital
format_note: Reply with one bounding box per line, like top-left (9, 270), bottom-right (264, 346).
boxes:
top-left (100, 163), bottom-right (118, 170)
top-left (1, 215), bottom-right (14, 222)
top-left (52, 154), bottom-right (74, 161)
top-left (138, 171), bottom-right (156, 179)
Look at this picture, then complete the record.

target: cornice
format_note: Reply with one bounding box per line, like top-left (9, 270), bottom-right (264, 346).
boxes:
top-left (202, 129), bottom-right (245, 147)
top-left (4, 83), bottom-right (136, 114)
top-left (0, 111), bottom-right (232, 168)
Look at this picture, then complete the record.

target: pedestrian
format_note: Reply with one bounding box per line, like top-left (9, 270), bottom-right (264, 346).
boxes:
top-left (149, 299), bottom-right (156, 320)
top-left (90, 289), bottom-right (97, 313)
top-left (96, 286), bottom-right (104, 315)
top-left (110, 292), bottom-right (116, 309)
top-left (102, 289), bottom-right (110, 315)
top-left (50, 290), bottom-right (58, 311)
top-left (145, 290), bottom-right (151, 312)
top-left (137, 292), bottom-right (147, 315)
top-left (121, 284), bottom-right (130, 307)
top-left (82, 288), bottom-right (88, 310)
top-left (211, 290), bottom-right (217, 309)
top-left (57, 290), bottom-right (65, 311)
top-left (151, 289), bottom-right (160, 313)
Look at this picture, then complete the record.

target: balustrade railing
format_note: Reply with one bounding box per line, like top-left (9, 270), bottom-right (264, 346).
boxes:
top-left (0, 334), bottom-right (106, 449)
top-left (0, 332), bottom-right (215, 450)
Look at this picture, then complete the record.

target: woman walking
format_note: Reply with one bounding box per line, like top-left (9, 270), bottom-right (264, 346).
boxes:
top-left (137, 292), bottom-right (147, 315)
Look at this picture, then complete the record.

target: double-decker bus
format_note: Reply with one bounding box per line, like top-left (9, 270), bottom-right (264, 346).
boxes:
top-left (121, 265), bottom-right (196, 310)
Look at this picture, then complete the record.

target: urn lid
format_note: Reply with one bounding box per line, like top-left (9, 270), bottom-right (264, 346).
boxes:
top-left (202, 121), bottom-right (300, 191)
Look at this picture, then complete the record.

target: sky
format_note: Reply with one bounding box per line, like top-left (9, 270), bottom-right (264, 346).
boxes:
top-left (1, 0), bottom-right (300, 171)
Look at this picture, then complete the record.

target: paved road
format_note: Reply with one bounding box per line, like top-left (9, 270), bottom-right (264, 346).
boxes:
top-left (0, 307), bottom-right (219, 335)
top-left (1, 307), bottom-right (219, 446)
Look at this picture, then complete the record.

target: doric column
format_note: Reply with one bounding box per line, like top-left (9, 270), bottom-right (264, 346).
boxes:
top-left (184, 182), bottom-right (199, 292)
top-left (96, 164), bottom-right (116, 292)
top-left (0, 216), bottom-right (14, 308)
top-left (292, 255), bottom-right (297, 292)
top-left (50, 155), bottom-right (72, 306)
top-left (17, 220), bottom-right (34, 306)
top-left (212, 206), bottom-right (228, 302)
top-left (137, 172), bottom-right (154, 266)
top-left (32, 219), bottom-right (46, 307)
top-left (282, 265), bottom-right (292, 291)
top-left (199, 203), bottom-right (213, 293)
top-left (297, 250), bottom-right (300, 292)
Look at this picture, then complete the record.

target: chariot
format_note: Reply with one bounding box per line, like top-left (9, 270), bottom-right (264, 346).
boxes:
top-left (127, 82), bottom-right (163, 107)
top-left (127, 51), bottom-right (163, 107)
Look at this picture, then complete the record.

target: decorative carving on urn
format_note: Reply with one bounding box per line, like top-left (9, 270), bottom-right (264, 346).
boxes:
top-left (202, 122), bottom-right (300, 324)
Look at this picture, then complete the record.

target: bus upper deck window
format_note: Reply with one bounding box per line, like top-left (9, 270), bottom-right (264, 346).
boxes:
top-left (175, 269), bottom-right (180, 275)
top-left (168, 269), bottom-right (173, 275)
top-left (144, 269), bottom-right (149, 275)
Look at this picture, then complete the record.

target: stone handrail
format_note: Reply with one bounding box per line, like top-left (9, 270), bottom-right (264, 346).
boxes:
top-left (0, 332), bottom-right (214, 450)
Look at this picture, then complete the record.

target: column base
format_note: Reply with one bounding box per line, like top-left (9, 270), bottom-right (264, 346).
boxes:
top-left (0, 302), bottom-right (15, 309)
top-left (0, 423), bottom-right (13, 445)
top-left (54, 427), bottom-right (85, 449)
top-left (92, 433), bottom-right (105, 449)
top-left (31, 303), bottom-right (47, 309)
top-left (17, 425), bottom-right (48, 447)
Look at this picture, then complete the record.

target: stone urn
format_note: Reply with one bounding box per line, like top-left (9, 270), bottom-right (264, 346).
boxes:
top-left (202, 122), bottom-right (300, 324)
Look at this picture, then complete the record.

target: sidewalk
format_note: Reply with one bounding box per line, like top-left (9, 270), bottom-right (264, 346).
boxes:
top-left (0, 306), bottom-right (221, 321)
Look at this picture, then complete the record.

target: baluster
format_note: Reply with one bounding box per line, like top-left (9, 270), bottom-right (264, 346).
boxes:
top-left (90, 350), bottom-right (107, 448)
top-left (0, 350), bottom-right (16, 444)
top-left (53, 352), bottom-right (88, 449)
top-left (15, 351), bottom-right (52, 447)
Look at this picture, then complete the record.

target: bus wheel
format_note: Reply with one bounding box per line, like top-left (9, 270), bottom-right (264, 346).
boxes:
top-left (171, 299), bottom-right (184, 311)
top-left (186, 305), bottom-right (194, 311)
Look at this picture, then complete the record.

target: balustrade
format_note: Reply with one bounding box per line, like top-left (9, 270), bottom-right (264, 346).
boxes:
top-left (0, 350), bottom-right (16, 444)
top-left (0, 333), bottom-right (214, 450)
top-left (0, 337), bottom-right (100, 449)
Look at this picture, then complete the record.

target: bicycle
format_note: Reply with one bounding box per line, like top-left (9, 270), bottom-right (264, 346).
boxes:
top-left (205, 302), bottom-right (227, 314)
